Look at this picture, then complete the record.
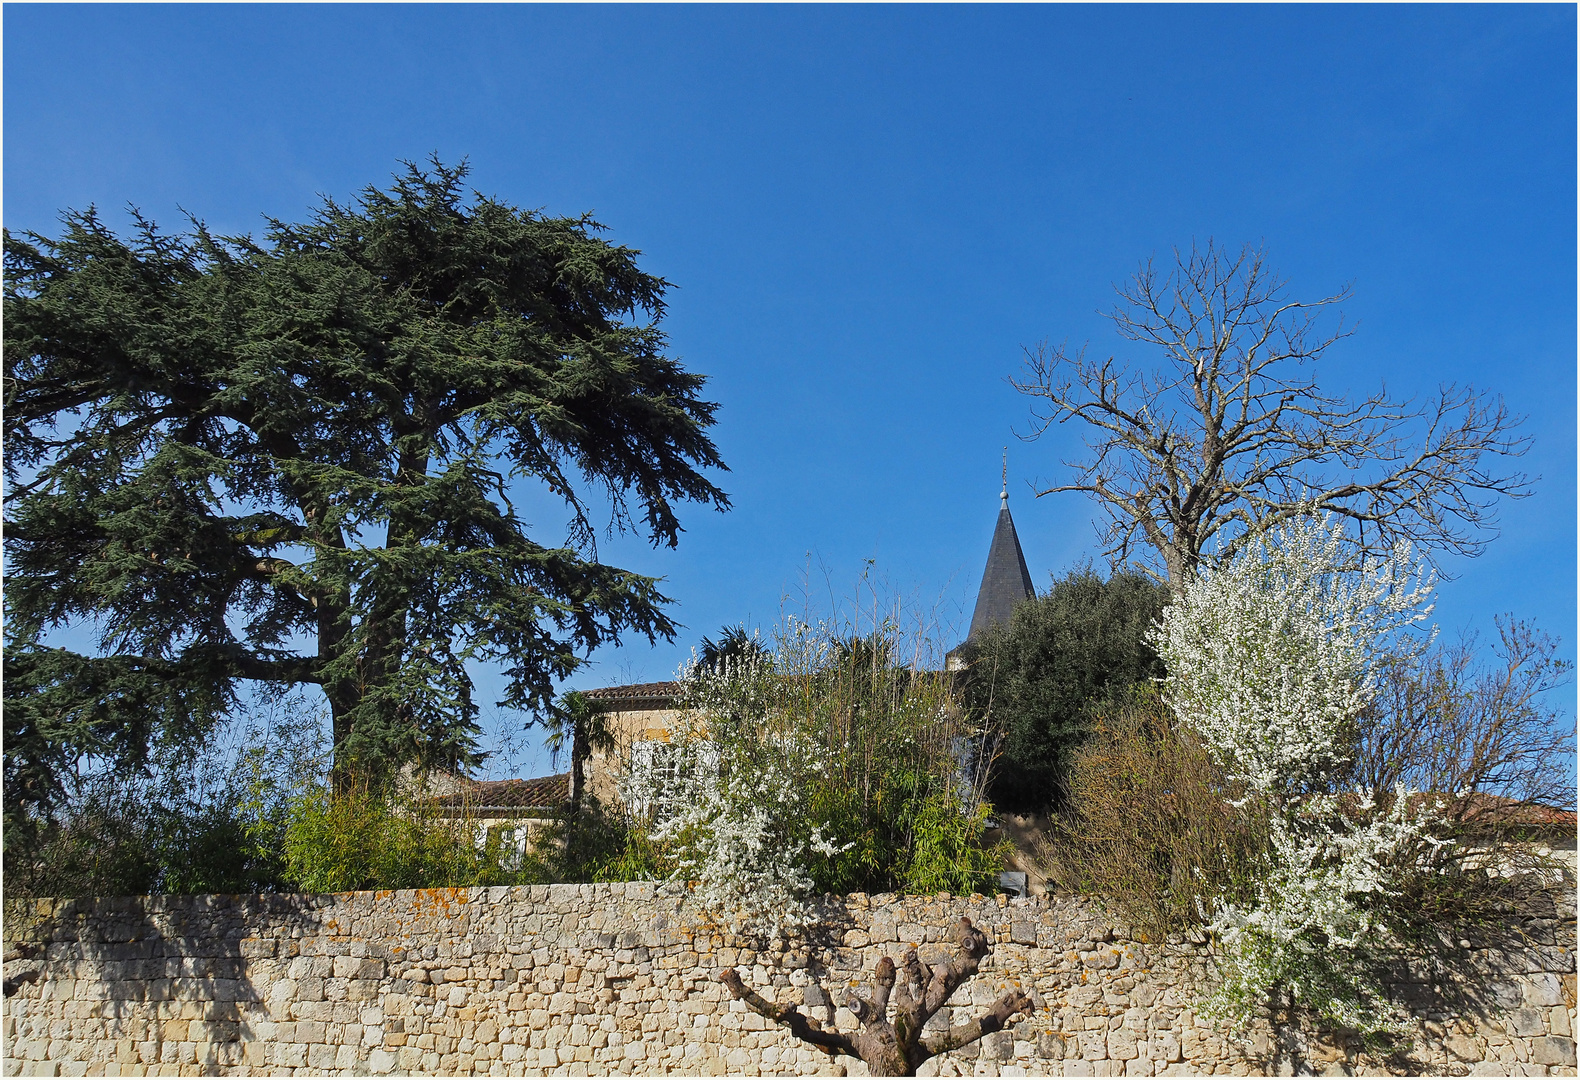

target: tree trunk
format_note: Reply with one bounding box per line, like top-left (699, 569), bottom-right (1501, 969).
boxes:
top-left (719, 916), bottom-right (1036, 1076)
top-left (567, 717), bottom-right (589, 831)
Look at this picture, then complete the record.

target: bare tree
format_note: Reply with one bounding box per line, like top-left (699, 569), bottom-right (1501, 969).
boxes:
top-left (1349, 616), bottom-right (1575, 820)
top-left (718, 916), bottom-right (1036, 1077)
top-left (1014, 241), bottom-right (1531, 589)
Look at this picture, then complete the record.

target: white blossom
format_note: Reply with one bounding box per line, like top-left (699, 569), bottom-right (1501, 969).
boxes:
top-left (1201, 789), bottom-right (1424, 1036)
top-left (617, 644), bottom-right (850, 934)
top-left (1150, 514), bottom-right (1434, 796)
top-left (1151, 513), bottom-right (1438, 1039)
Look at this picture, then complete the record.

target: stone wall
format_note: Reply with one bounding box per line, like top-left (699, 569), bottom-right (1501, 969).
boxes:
top-left (3, 885), bottom-right (1575, 1077)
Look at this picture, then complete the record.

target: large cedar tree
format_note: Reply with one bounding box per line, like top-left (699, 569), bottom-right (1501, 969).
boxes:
top-left (4, 161), bottom-right (728, 826)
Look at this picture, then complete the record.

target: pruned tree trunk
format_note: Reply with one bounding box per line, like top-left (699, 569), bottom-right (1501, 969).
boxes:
top-left (718, 916), bottom-right (1037, 1077)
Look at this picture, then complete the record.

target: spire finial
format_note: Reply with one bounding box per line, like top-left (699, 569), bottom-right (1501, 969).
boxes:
top-left (1000, 448), bottom-right (1008, 507)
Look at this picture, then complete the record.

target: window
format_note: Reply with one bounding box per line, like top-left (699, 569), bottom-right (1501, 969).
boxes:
top-left (625, 739), bottom-right (719, 820)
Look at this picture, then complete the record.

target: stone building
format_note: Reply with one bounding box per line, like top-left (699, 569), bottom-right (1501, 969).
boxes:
top-left (437, 486), bottom-right (1032, 830)
top-left (425, 773), bottom-right (570, 864)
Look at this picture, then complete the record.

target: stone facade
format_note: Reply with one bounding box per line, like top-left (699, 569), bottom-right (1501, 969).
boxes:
top-left (4, 885), bottom-right (1575, 1077)
top-left (579, 683), bottom-right (687, 809)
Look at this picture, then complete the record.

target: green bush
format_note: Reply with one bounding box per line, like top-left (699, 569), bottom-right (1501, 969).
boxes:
top-left (265, 777), bottom-right (538, 893)
top-left (965, 566), bottom-right (1169, 812)
top-left (899, 789), bottom-right (1009, 896)
top-left (5, 742), bottom-right (285, 899)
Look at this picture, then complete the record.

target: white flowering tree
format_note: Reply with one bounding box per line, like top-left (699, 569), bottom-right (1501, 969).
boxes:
top-left (1149, 514), bottom-right (1438, 1039)
top-left (618, 641), bottom-right (849, 933)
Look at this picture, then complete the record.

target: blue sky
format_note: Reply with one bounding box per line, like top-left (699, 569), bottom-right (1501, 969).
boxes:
top-left (6, 4), bottom-right (1575, 778)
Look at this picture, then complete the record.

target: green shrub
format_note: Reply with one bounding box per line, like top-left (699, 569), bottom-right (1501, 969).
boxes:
top-left (965, 566), bottom-right (1169, 812)
top-left (271, 778), bottom-right (534, 893)
top-left (900, 789), bottom-right (1010, 896)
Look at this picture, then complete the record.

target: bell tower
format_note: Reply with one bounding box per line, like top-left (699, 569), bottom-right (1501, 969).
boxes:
top-left (948, 454), bottom-right (1036, 668)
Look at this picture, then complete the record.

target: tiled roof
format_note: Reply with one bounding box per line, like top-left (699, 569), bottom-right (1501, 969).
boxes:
top-left (432, 773), bottom-right (569, 811)
top-left (1323, 791), bottom-right (1576, 830)
top-left (580, 681), bottom-right (682, 705)
top-left (1430, 792), bottom-right (1577, 829)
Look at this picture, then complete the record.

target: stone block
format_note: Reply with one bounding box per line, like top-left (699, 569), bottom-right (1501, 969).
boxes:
top-left (1078, 1029), bottom-right (1109, 1060)
top-left (1533, 946), bottom-right (1576, 975)
top-left (189, 1021), bottom-right (239, 1043)
top-left (1532, 1037), bottom-right (1575, 1067)
top-left (1489, 980), bottom-right (1526, 1009)
top-left (1510, 1008), bottom-right (1546, 1037)
top-left (870, 913), bottom-right (898, 943)
top-left (1525, 974), bottom-right (1566, 1008)
top-left (303, 1041), bottom-right (337, 1070)
top-left (1445, 1034), bottom-right (1483, 1062)
top-left (1108, 1028), bottom-right (1139, 1061)
top-left (1084, 950), bottom-right (1122, 970)
top-left (287, 956), bottom-right (329, 980)
top-left (238, 938), bottom-right (276, 959)
top-left (983, 1030), bottom-right (1014, 1061)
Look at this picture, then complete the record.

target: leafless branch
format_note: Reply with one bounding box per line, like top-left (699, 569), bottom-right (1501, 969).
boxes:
top-left (1012, 241), bottom-right (1532, 589)
top-left (1349, 616), bottom-right (1575, 820)
top-left (717, 967), bottom-right (858, 1059)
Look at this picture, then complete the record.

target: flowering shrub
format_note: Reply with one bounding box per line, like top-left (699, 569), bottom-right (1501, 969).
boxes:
top-left (618, 649), bottom-right (849, 932)
top-left (614, 618), bottom-right (1006, 932)
top-left (1200, 791), bottom-right (1429, 1038)
top-left (1150, 514), bottom-right (1437, 1041)
top-left (1152, 516), bottom-right (1435, 796)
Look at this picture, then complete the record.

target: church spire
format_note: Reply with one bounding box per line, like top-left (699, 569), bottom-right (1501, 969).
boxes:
top-left (964, 462), bottom-right (1035, 646)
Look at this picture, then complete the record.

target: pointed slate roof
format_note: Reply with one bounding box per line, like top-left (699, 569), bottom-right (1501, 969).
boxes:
top-left (964, 488), bottom-right (1036, 645)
